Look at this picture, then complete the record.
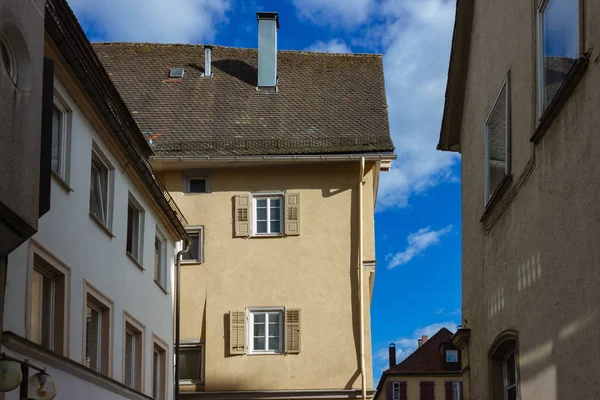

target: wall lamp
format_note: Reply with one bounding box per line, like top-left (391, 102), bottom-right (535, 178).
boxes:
top-left (0, 353), bottom-right (57, 399)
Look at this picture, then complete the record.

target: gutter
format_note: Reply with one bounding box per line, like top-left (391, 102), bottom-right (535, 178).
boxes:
top-left (174, 242), bottom-right (191, 400)
top-left (358, 157), bottom-right (366, 400)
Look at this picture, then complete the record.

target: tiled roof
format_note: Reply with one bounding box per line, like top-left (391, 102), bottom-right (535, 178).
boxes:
top-left (92, 43), bottom-right (394, 157)
top-left (385, 328), bottom-right (454, 375)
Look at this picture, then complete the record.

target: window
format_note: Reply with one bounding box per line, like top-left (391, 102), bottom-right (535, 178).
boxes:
top-left (248, 309), bottom-right (283, 354)
top-left (184, 172), bottom-right (210, 194)
top-left (0, 31), bottom-right (16, 82)
top-left (155, 229), bottom-right (167, 288)
top-left (490, 332), bottom-right (519, 400)
top-left (126, 196), bottom-right (144, 263)
top-left (484, 77), bottom-right (509, 204)
top-left (538, 0), bottom-right (580, 114)
top-left (28, 242), bottom-right (70, 356)
top-left (84, 283), bottom-right (113, 376)
top-left (123, 313), bottom-right (144, 391)
top-left (179, 341), bottom-right (204, 384)
top-left (452, 382), bottom-right (461, 400)
top-left (182, 227), bottom-right (203, 263)
top-left (393, 382), bottom-right (400, 400)
top-left (89, 148), bottom-right (112, 227)
top-left (252, 195), bottom-right (283, 235)
top-left (446, 349), bottom-right (459, 362)
top-left (51, 97), bottom-right (70, 182)
top-left (152, 335), bottom-right (168, 400)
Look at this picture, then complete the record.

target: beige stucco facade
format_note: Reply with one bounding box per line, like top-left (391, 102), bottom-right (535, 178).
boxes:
top-left (446, 0), bottom-right (600, 399)
top-left (159, 161), bottom-right (380, 396)
top-left (378, 376), bottom-right (463, 400)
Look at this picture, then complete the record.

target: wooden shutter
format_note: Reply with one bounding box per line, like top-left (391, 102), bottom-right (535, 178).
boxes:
top-left (229, 310), bottom-right (246, 355)
top-left (445, 382), bottom-right (453, 400)
top-left (234, 195), bottom-right (251, 237)
top-left (400, 382), bottom-right (407, 400)
top-left (284, 309), bottom-right (301, 354)
top-left (284, 192), bottom-right (300, 236)
top-left (459, 382), bottom-right (464, 400)
top-left (386, 381), bottom-right (393, 400)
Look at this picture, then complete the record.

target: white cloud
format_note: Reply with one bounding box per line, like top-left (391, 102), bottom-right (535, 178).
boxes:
top-left (376, 0), bottom-right (460, 209)
top-left (305, 39), bottom-right (352, 53)
top-left (374, 321), bottom-right (459, 382)
top-left (69, 0), bottom-right (230, 43)
top-left (434, 308), bottom-right (445, 315)
top-left (292, 0), bottom-right (373, 27)
top-left (387, 225), bottom-right (452, 268)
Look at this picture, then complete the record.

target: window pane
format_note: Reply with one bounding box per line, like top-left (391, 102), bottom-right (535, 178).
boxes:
top-left (268, 336), bottom-right (280, 351)
top-left (256, 207), bottom-right (267, 220)
top-left (153, 351), bottom-right (160, 397)
top-left (542, 0), bottom-right (578, 110)
top-left (256, 199), bottom-right (267, 208)
top-left (268, 312), bottom-right (280, 323)
top-left (254, 337), bottom-right (265, 350)
top-left (90, 166), bottom-right (102, 220)
top-left (155, 236), bottom-right (161, 279)
top-left (507, 387), bottom-right (517, 400)
top-left (51, 106), bottom-right (61, 174)
top-left (127, 203), bottom-right (137, 256)
top-left (254, 321), bottom-right (265, 337)
top-left (505, 351), bottom-right (516, 386)
top-left (270, 206), bottom-right (280, 220)
top-left (254, 313), bottom-right (265, 323)
top-left (30, 270), bottom-right (44, 345)
top-left (270, 220), bottom-right (281, 233)
top-left (189, 179), bottom-right (206, 193)
top-left (270, 198), bottom-right (280, 207)
top-left (125, 332), bottom-right (134, 387)
top-left (256, 221), bottom-right (267, 233)
top-left (183, 233), bottom-right (200, 261)
top-left (486, 85), bottom-right (507, 199)
top-left (86, 306), bottom-right (100, 371)
top-left (180, 348), bottom-right (201, 380)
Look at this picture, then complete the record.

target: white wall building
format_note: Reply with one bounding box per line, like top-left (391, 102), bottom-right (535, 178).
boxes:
top-left (1, 1), bottom-right (189, 399)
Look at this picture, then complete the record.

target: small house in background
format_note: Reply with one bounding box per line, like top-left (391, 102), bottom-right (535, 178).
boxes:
top-left (375, 328), bottom-right (463, 400)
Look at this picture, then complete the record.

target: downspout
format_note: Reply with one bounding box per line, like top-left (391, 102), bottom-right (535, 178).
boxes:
top-left (358, 157), bottom-right (366, 400)
top-left (174, 241), bottom-right (190, 400)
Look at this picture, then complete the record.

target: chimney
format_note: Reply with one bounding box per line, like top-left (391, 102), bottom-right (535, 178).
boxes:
top-left (204, 45), bottom-right (212, 77)
top-left (388, 343), bottom-right (396, 368)
top-left (418, 339), bottom-right (423, 348)
top-left (422, 335), bottom-right (428, 344)
top-left (256, 12), bottom-right (279, 87)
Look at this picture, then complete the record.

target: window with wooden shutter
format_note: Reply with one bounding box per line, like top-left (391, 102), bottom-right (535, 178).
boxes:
top-left (445, 382), bottom-right (453, 400)
top-left (229, 310), bottom-right (246, 355)
top-left (284, 192), bottom-right (300, 236)
top-left (399, 382), bottom-right (407, 400)
top-left (284, 309), bottom-right (301, 354)
top-left (234, 195), bottom-right (250, 237)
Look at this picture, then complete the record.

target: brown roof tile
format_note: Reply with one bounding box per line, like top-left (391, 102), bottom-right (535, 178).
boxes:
top-left (385, 328), bottom-right (454, 375)
top-left (92, 43), bottom-right (394, 157)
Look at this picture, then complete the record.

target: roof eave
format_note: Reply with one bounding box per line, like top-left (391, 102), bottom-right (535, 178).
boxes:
top-left (438, 0), bottom-right (475, 153)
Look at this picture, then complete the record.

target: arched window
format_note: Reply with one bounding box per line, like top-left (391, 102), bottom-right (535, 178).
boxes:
top-left (489, 330), bottom-right (519, 400)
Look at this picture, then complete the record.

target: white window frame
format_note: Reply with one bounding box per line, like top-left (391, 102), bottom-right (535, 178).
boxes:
top-left (392, 382), bottom-right (400, 400)
top-left (484, 75), bottom-right (510, 206)
top-left (30, 267), bottom-right (55, 349)
top-left (179, 340), bottom-right (205, 384)
top-left (452, 382), bottom-right (461, 400)
top-left (126, 194), bottom-right (145, 264)
top-left (90, 143), bottom-right (114, 229)
top-left (51, 92), bottom-right (71, 183)
top-left (537, 0), bottom-right (581, 119)
top-left (252, 193), bottom-right (284, 236)
top-left (154, 228), bottom-right (168, 288)
top-left (247, 307), bottom-right (284, 354)
top-left (182, 226), bottom-right (204, 264)
top-left (85, 302), bottom-right (103, 372)
top-left (503, 349), bottom-right (518, 400)
top-left (124, 328), bottom-right (136, 387)
top-left (184, 171), bottom-right (211, 194)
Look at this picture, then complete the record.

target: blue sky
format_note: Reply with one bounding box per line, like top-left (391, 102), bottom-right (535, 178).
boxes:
top-left (70, 0), bottom-right (461, 385)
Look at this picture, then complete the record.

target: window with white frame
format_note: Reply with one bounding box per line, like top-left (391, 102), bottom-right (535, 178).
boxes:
top-left (452, 382), bottom-right (461, 400)
top-left (126, 196), bottom-right (144, 263)
top-left (179, 341), bottom-right (204, 384)
top-left (248, 308), bottom-right (283, 354)
top-left (252, 195), bottom-right (283, 235)
top-left (184, 171), bottom-right (210, 194)
top-left (484, 77), bottom-right (509, 203)
top-left (152, 337), bottom-right (168, 400)
top-left (89, 148), bottom-right (112, 227)
top-left (154, 229), bottom-right (167, 288)
top-left (51, 97), bottom-right (70, 181)
top-left (538, 0), bottom-right (580, 114)
top-left (503, 350), bottom-right (517, 400)
top-left (84, 284), bottom-right (112, 375)
top-left (182, 227), bottom-right (203, 263)
top-left (393, 382), bottom-right (400, 400)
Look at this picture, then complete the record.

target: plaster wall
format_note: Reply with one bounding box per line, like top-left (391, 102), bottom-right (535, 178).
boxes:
top-left (459, 0), bottom-right (600, 398)
top-left (162, 162), bottom-right (377, 391)
top-left (379, 376), bottom-right (463, 400)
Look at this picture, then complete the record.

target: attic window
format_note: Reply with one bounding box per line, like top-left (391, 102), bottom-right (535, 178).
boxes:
top-left (169, 68), bottom-right (184, 78)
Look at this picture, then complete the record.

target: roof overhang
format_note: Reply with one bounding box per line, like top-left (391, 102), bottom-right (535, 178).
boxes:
top-left (150, 153), bottom-right (397, 171)
top-left (437, 0), bottom-right (475, 153)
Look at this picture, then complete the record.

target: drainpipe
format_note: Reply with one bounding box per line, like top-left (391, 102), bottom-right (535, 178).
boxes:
top-left (174, 241), bottom-right (190, 400)
top-left (358, 157), bottom-right (366, 400)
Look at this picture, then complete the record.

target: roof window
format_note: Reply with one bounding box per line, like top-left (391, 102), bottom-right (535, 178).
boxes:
top-left (169, 68), bottom-right (184, 78)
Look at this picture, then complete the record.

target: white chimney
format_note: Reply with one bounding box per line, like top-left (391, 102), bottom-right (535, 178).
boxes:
top-left (256, 12), bottom-right (279, 88)
top-left (204, 45), bottom-right (212, 78)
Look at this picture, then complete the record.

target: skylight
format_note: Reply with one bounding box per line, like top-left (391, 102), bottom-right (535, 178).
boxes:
top-left (169, 68), bottom-right (184, 78)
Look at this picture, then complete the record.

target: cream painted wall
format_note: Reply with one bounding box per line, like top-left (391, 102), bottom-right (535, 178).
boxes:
top-left (379, 376), bottom-right (463, 400)
top-left (163, 162), bottom-right (377, 391)
top-left (3, 73), bottom-right (177, 398)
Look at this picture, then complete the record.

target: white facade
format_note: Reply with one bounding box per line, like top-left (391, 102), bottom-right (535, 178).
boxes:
top-left (3, 76), bottom-right (178, 400)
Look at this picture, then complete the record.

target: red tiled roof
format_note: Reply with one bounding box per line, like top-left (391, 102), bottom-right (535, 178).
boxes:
top-left (385, 328), bottom-right (454, 375)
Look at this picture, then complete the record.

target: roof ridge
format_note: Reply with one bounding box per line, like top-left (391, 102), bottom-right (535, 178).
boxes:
top-left (91, 41), bottom-right (382, 57)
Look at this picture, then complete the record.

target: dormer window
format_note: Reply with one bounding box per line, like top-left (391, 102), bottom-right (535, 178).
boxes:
top-left (446, 349), bottom-right (458, 362)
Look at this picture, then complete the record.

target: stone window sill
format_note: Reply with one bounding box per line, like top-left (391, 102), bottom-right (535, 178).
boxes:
top-left (89, 212), bottom-right (114, 238)
top-left (126, 251), bottom-right (145, 271)
top-left (51, 172), bottom-right (74, 193)
top-left (480, 174), bottom-right (513, 223)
